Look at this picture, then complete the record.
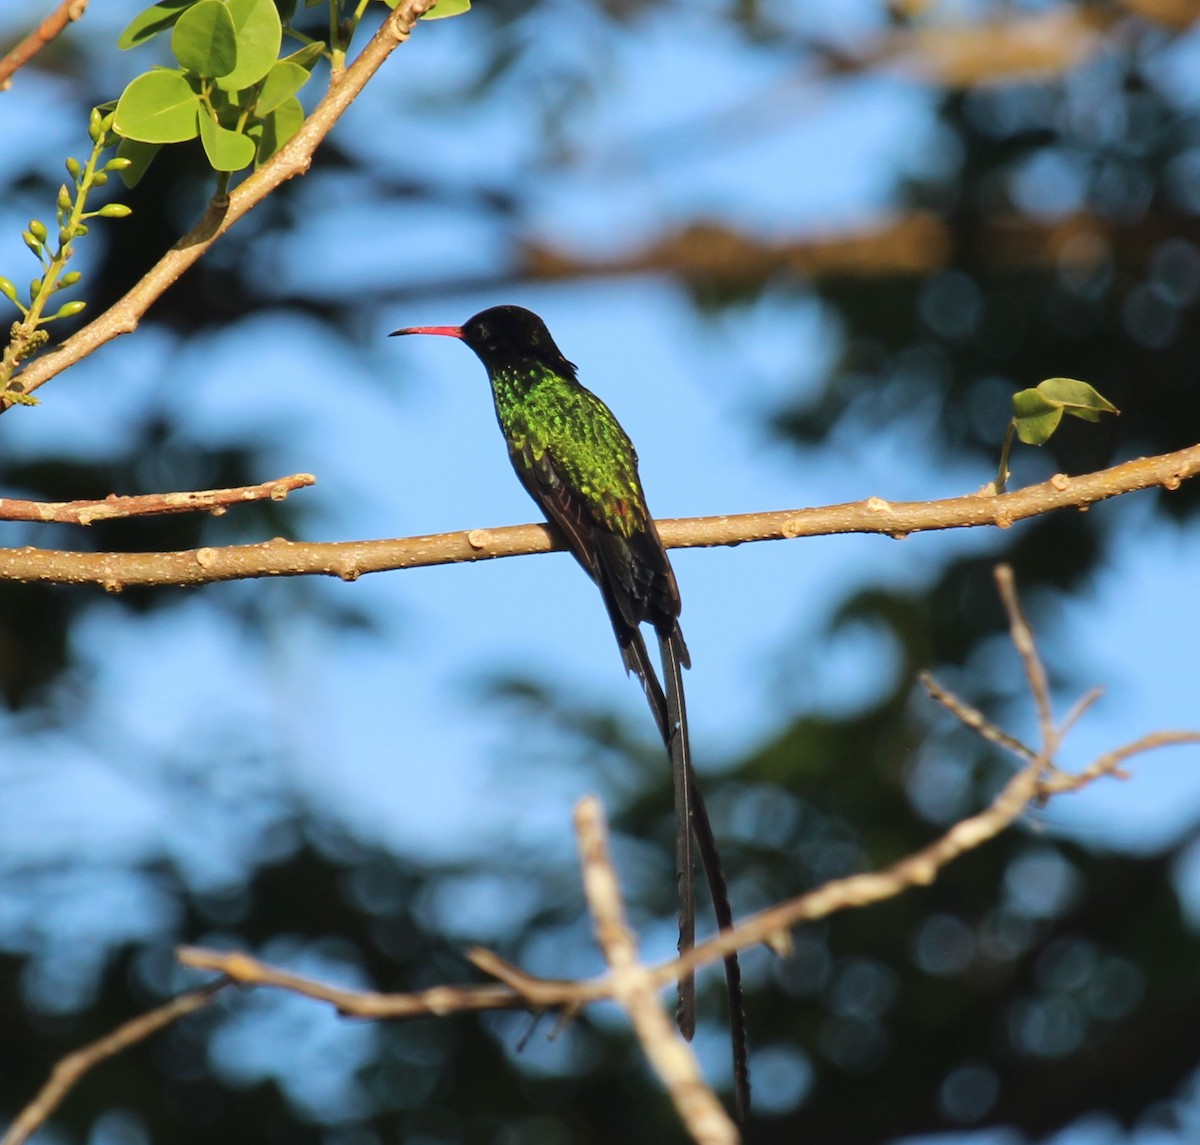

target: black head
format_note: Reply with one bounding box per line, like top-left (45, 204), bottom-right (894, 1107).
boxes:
top-left (390, 305), bottom-right (577, 378)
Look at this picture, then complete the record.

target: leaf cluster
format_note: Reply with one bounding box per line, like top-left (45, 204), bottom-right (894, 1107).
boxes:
top-left (111, 0), bottom-right (323, 179)
top-left (108, 0), bottom-right (470, 182)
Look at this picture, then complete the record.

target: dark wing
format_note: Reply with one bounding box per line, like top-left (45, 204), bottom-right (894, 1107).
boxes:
top-left (508, 440), bottom-right (682, 653)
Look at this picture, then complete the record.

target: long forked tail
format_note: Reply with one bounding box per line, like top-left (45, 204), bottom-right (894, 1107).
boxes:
top-left (623, 628), bottom-right (751, 1121)
top-left (622, 630), bottom-right (695, 1034)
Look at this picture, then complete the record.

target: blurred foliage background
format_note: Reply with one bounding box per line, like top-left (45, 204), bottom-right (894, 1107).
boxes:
top-left (2, 1), bottom-right (1200, 1144)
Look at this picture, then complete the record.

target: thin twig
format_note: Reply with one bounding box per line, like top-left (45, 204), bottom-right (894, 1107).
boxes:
top-left (0, 0), bottom-right (87, 91)
top-left (918, 671), bottom-right (1036, 762)
top-left (0, 473), bottom-right (315, 524)
top-left (1038, 730), bottom-right (1200, 795)
top-left (574, 797), bottom-right (738, 1145)
top-left (0, 980), bottom-right (227, 1145)
top-left (176, 946), bottom-right (575, 1018)
top-left (995, 564), bottom-right (1056, 754)
top-left (0, 442), bottom-right (1197, 588)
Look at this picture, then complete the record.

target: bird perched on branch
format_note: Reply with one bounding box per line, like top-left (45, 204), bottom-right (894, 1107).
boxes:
top-left (390, 305), bottom-right (748, 1118)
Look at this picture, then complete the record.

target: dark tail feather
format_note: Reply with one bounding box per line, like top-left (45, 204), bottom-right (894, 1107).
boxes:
top-left (622, 630), bottom-right (695, 1037)
top-left (622, 626), bottom-right (750, 1119)
top-left (660, 630), bottom-right (696, 1042)
top-left (685, 746), bottom-right (751, 1122)
top-left (658, 629), bottom-right (750, 1122)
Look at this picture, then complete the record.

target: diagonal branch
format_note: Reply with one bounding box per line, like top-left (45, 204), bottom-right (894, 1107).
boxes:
top-left (0, 441), bottom-right (1196, 588)
top-left (0, 472), bottom-right (315, 524)
top-left (0, 979), bottom-right (227, 1145)
top-left (0, 0), bottom-right (88, 91)
top-left (1, 0), bottom-right (437, 410)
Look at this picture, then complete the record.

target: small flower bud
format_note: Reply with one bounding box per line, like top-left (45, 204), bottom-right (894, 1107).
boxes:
top-left (104, 157), bottom-right (133, 172)
top-left (96, 203), bottom-right (132, 218)
top-left (59, 271), bottom-right (82, 287)
top-left (53, 299), bottom-right (87, 320)
top-left (88, 107), bottom-right (103, 142)
top-left (65, 156), bottom-right (82, 180)
top-left (92, 171), bottom-right (109, 187)
top-left (22, 231), bottom-right (42, 253)
top-left (57, 184), bottom-right (72, 212)
top-left (0, 277), bottom-right (19, 304)
top-left (28, 220), bottom-right (47, 243)
top-left (29, 277), bottom-right (42, 299)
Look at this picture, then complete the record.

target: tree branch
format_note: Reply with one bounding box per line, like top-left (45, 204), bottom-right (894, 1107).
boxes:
top-left (0, 472), bottom-right (315, 524)
top-left (659, 728), bottom-right (1199, 990)
top-left (0, 979), bottom-right (227, 1145)
top-left (574, 795), bottom-right (739, 1145)
top-left (176, 944), bottom-right (587, 1017)
top-left (1, 0), bottom-right (436, 410)
top-left (0, 0), bottom-right (88, 91)
top-left (0, 442), bottom-right (1195, 588)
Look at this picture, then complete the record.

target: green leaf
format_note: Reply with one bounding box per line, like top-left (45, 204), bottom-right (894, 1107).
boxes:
top-left (256, 60), bottom-right (311, 115)
top-left (282, 41), bottom-right (325, 72)
top-left (1011, 394), bottom-right (1063, 445)
top-left (421, 0), bottom-right (471, 19)
top-left (113, 70), bottom-right (201, 143)
top-left (1035, 377), bottom-right (1120, 422)
top-left (115, 138), bottom-right (162, 188)
top-left (197, 112), bottom-right (257, 171)
top-left (253, 95), bottom-right (304, 167)
top-left (171, 1), bottom-right (238, 76)
top-left (117, 0), bottom-right (193, 49)
top-left (216, 0), bottom-right (282, 92)
top-left (1011, 378), bottom-right (1117, 446)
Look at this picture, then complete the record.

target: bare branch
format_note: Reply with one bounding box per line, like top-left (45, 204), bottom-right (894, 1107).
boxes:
top-left (0, 0), bottom-right (88, 91)
top-left (1, 0), bottom-right (437, 410)
top-left (498, 210), bottom-right (1196, 298)
top-left (0, 980), bottom-right (226, 1145)
top-left (574, 796), bottom-right (738, 1145)
top-left (918, 670), bottom-right (1036, 762)
top-left (1, 441), bottom-right (1197, 589)
top-left (659, 722), bottom-right (1196, 988)
top-left (0, 473), bottom-right (315, 524)
top-left (995, 564), bottom-right (1057, 755)
top-left (1039, 730), bottom-right (1200, 794)
top-left (176, 945), bottom-right (591, 1018)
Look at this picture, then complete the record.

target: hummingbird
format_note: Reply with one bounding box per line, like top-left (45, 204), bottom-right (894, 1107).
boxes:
top-left (391, 304), bottom-right (748, 1118)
